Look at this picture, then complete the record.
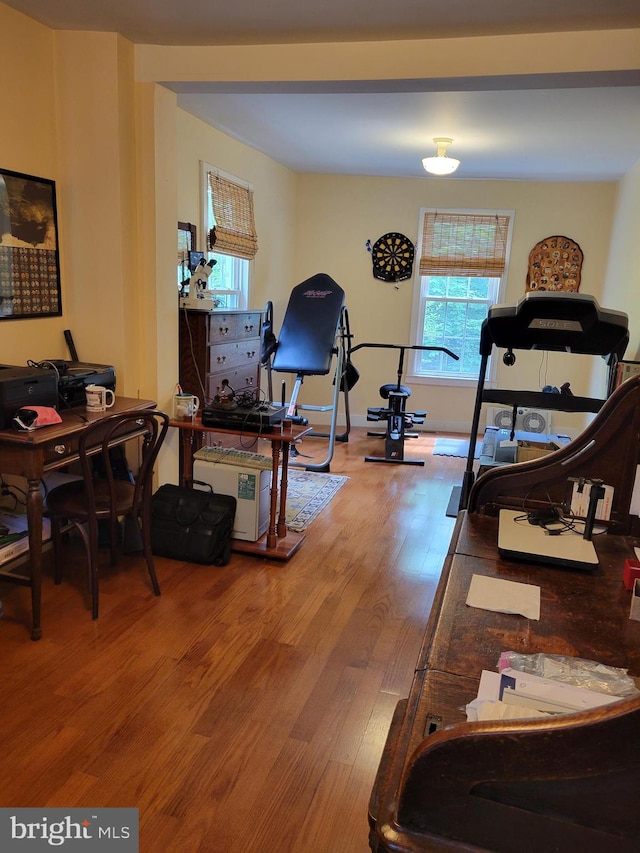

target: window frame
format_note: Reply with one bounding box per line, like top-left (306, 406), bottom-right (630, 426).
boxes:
top-left (199, 162), bottom-right (253, 310)
top-left (408, 207), bottom-right (514, 388)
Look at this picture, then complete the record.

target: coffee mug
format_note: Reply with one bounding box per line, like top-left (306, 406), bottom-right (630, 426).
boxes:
top-left (86, 384), bottom-right (115, 412)
top-left (174, 393), bottom-right (200, 421)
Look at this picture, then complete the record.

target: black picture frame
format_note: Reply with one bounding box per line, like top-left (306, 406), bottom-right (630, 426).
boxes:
top-left (0, 167), bottom-right (62, 319)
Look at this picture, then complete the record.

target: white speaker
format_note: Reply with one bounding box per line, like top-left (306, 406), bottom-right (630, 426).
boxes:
top-left (487, 406), bottom-right (552, 434)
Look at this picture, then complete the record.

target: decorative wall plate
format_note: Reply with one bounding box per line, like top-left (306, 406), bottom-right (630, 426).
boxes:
top-left (526, 235), bottom-right (583, 292)
top-left (371, 232), bottom-right (415, 282)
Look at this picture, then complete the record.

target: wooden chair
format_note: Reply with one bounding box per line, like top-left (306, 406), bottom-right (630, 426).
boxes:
top-left (47, 409), bottom-right (169, 618)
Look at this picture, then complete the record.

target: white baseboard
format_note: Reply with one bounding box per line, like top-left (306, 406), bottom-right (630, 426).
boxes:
top-left (310, 412), bottom-right (582, 438)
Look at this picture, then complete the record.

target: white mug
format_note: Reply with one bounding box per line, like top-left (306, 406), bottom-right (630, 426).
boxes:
top-left (86, 384), bottom-right (115, 412)
top-left (174, 393), bottom-right (200, 421)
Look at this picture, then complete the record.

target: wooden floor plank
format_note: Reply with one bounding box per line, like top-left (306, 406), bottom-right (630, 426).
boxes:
top-left (0, 427), bottom-right (465, 851)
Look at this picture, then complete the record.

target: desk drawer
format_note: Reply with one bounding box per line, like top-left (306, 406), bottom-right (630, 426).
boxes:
top-left (42, 435), bottom-right (82, 467)
top-left (41, 419), bottom-right (148, 470)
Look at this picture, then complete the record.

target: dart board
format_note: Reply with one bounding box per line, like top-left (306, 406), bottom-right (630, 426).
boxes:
top-left (371, 232), bottom-right (415, 283)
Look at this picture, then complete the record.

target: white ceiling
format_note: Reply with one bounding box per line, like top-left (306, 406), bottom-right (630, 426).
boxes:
top-left (4, 0), bottom-right (640, 181)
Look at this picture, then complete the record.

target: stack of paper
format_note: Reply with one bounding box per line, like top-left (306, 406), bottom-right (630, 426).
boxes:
top-left (466, 667), bottom-right (620, 722)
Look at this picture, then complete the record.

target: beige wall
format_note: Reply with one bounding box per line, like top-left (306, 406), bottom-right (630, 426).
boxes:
top-left (175, 109), bottom-right (298, 314)
top-left (0, 1), bottom-right (638, 481)
top-left (174, 122), bottom-right (620, 435)
top-left (602, 159), bottom-right (640, 362)
top-left (0, 4), bottom-right (66, 360)
top-left (292, 175), bottom-right (618, 433)
top-left (137, 30), bottom-right (640, 85)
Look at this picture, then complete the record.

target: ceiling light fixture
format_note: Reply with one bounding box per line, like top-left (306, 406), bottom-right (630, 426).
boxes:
top-left (422, 137), bottom-right (460, 176)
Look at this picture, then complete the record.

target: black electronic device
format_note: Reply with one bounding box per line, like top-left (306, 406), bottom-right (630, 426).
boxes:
top-left (482, 292), bottom-right (629, 357)
top-left (37, 360), bottom-right (117, 407)
top-left (0, 365), bottom-right (59, 429)
top-left (201, 403), bottom-right (286, 433)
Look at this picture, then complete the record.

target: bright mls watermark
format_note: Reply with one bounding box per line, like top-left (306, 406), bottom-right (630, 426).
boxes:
top-left (0, 808), bottom-right (138, 850)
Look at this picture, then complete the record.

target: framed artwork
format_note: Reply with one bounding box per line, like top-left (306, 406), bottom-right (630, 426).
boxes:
top-left (526, 235), bottom-right (583, 292)
top-left (0, 168), bottom-right (62, 319)
top-left (177, 221), bottom-right (197, 292)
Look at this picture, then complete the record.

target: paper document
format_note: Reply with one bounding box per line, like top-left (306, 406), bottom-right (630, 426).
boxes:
top-left (498, 668), bottom-right (620, 714)
top-left (466, 574), bottom-right (541, 620)
top-left (466, 667), bottom-right (620, 721)
top-left (467, 671), bottom-right (552, 721)
top-left (631, 466), bottom-right (640, 516)
top-left (466, 698), bottom-right (552, 722)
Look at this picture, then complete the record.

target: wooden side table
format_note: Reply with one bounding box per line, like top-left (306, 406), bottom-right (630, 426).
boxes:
top-left (170, 417), bottom-right (312, 560)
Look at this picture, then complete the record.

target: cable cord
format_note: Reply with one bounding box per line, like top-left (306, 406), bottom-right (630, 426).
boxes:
top-left (180, 305), bottom-right (209, 405)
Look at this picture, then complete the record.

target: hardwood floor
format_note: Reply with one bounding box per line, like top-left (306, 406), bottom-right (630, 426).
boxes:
top-left (0, 427), bottom-right (466, 852)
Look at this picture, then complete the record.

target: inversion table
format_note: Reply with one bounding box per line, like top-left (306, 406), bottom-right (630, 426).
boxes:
top-left (262, 273), bottom-right (352, 472)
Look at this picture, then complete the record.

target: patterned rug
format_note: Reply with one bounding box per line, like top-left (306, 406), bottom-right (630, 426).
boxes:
top-left (284, 469), bottom-right (349, 531)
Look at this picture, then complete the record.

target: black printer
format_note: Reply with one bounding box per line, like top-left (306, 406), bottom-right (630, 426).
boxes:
top-left (52, 361), bottom-right (116, 407)
top-left (0, 365), bottom-right (58, 429)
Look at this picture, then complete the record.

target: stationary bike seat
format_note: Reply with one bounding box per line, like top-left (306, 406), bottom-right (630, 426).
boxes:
top-left (380, 384), bottom-right (411, 399)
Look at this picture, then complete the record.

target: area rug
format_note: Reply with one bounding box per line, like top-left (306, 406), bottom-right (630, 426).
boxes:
top-left (433, 438), bottom-right (478, 459)
top-left (284, 469), bottom-right (349, 531)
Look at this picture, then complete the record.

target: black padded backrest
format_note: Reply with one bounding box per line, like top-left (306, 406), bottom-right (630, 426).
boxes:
top-left (272, 273), bottom-right (345, 375)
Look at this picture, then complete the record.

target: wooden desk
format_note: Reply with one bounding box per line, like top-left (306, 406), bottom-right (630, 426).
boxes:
top-left (369, 512), bottom-right (640, 852)
top-left (0, 397), bottom-right (156, 640)
top-left (170, 416), bottom-right (312, 561)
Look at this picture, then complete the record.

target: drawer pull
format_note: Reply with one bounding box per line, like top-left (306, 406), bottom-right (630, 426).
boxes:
top-left (54, 444), bottom-right (67, 455)
top-left (218, 326), bottom-right (229, 336)
top-left (246, 350), bottom-right (256, 359)
top-left (216, 355), bottom-right (227, 365)
top-left (244, 324), bottom-right (254, 333)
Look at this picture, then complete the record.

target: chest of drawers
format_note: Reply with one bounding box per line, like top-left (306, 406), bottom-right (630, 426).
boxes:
top-left (179, 309), bottom-right (262, 404)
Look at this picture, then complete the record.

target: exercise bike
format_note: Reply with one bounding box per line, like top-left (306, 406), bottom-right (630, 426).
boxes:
top-left (350, 343), bottom-right (459, 465)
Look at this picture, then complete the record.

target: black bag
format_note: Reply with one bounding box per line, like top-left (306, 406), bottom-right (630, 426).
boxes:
top-left (150, 482), bottom-right (236, 566)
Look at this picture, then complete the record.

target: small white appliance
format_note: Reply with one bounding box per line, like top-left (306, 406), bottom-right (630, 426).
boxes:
top-left (487, 406), bottom-right (552, 433)
top-left (192, 460), bottom-right (271, 542)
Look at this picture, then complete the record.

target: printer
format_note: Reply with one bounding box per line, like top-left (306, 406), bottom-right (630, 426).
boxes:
top-left (52, 361), bottom-right (116, 407)
top-left (0, 365), bottom-right (58, 429)
top-left (0, 360), bottom-right (117, 428)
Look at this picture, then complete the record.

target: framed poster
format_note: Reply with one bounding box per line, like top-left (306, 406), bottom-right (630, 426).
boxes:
top-left (0, 168), bottom-right (62, 319)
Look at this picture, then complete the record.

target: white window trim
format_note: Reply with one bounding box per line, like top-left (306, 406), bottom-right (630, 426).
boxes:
top-left (408, 207), bottom-right (515, 389)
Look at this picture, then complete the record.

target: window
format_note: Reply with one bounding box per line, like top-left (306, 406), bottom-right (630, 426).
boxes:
top-left (410, 209), bottom-right (513, 383)
top-left (199, 163), bottom-right (258, 310)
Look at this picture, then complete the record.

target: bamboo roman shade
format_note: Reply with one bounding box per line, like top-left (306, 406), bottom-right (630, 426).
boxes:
top-left (419, 212), bottom-right (510, 277)
top-left (207, 171), bottom-right (258, 260)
